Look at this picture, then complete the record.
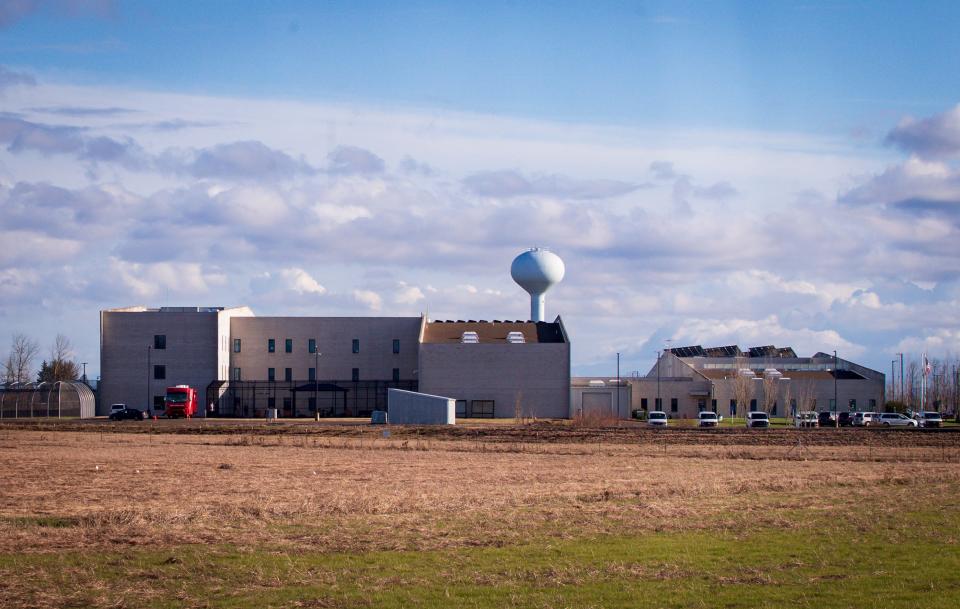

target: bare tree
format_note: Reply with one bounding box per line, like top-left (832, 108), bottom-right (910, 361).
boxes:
top-left (3, 333), bottom-right (40, 385)
top-left (761, 372), bottom-right (779, 414)
top-left (780, 378), bottom-right (793, 419)
top-left (795, 379), bottom-right (815, 416)
top-left (731, 358), bottom-right (753, 417)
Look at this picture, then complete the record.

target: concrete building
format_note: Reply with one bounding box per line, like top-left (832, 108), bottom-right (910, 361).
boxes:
top-left (100, 307), bottom-right (571, 419)
top-left (616, 345), bottom-right (885, 419)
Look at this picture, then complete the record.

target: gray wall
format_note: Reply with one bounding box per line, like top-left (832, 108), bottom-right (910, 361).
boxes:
top-left (387, 388), bottom-right (455, 424)
top-left (419, 343), bottom-right (570, 418)
top-left (100, 309), bottom-right (220, 415)
top-left (230, 317), bottom-right (421, 381)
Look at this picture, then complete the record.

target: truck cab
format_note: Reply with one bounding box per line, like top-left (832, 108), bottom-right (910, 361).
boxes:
top-left (164, 385), bottom-right (197, 418)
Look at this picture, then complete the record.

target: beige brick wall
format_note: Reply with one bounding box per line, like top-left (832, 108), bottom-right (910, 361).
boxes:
top-left (100, 310), bottom-right (220, 416)
top-left (229, 317), bottom-right (421, 382)
top-left (418, 343), bottom-right (570, 418)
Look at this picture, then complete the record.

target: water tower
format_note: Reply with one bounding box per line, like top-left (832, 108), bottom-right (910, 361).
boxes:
top-left (511, 247), bottom-right (565, 322)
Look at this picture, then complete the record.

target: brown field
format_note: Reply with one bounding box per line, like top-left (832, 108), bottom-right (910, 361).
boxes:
top-left (1, 422), bottom-right (959, 607)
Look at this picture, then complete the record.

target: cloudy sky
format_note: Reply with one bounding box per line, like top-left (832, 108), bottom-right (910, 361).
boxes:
top-left (2, 1), bottom-right (959, 378)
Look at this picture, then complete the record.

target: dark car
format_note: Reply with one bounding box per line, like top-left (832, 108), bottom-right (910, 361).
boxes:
top-left (837, 412), bottom-right (854, 427)
top-left (818, 411), bottom-right (837, 427)
top-left (109, 407), bottom-right (146, 421)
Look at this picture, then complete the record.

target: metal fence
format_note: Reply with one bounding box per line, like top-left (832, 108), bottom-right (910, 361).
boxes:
top-left (205, 379), bottom-right (418, 418)
top-left (0, 381), bottom-right (97, 418)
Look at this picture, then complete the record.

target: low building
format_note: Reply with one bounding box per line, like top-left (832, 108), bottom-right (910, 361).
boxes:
top-left (620, 345), bottom-right (885, 419)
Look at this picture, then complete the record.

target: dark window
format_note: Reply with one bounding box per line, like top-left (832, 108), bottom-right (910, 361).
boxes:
top-left (267, 368), bottom-right (275, 382)
top-left (849, 399), bottom-right (857, 410)
top-left (812, 399), bottom-right (817, 409)
top-left (392, 368), bottom-right (400, 382)
top-left (308, 338), bottom-right (316, 354)
top-left (233, 338), bottom-right (241, 353)
top-left (268, 397), bottom-right (276, 408)
top-left (308, 367), bottom-right (316, 381)
top-left (285, 338), bottom-right (292, 353)
top-left (284, 368), bottom-right (292, 382)
top-left (470, 400), bottom-right (495, 418)
top-left (771, 402), bottom-right (777, 416)
top-left (711, 399), bottom-right (717, 410)
top-left (352, 368), bottom-right (359, 382)
top-left (640, 398), bottom-right (648, 410)
top-left (283, 397), bottom-right (291, 410)
top-left (154, 335), bottom-right (166, 350)
top-left (233, 368), bottom-right (241, 381)
top-left (455, 400), bottom-right (467, 417)
top-left (670, 398), bottom-right (678, 413)
top-left (268, 339), bottom-right (275, 353)
top-left (829, 398), bottom-right (836, 410)
top-left (393, 339), bottom-right (400, 354)
top-left (153, 395), bottom-right (164, 410)
top-left (869, 399), bottom-right (877, 409)
top-left (153, 365), bottom-right (166, 380)
top-left (730, 399), bottom-right (737, 415)
top-left (352, 339), bottom-right (360, 354)
top-left (697, 399), bottom-right (706, 412)
top-left (750, 399), bottom-right (757, 412)
top-left (655, 398), bottom-right (662, 409)
top-left (790, 399), bottom-right (797, 414)
top-left (308, 397), bottom-right (316, 411)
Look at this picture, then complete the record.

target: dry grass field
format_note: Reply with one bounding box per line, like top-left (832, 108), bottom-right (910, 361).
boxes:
top-left (1, 422), bottom-right (959, 608)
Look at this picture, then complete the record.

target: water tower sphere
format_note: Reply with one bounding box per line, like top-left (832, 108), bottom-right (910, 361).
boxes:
top-left (510, 248), bottom-right (565, 322)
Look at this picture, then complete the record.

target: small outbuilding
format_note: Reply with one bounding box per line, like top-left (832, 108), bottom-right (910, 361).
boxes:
top-left (387, 388), bottom-right (455, 425)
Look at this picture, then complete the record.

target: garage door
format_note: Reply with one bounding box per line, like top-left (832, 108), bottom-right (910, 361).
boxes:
top-left (582, 392), bottom-right (612, 416)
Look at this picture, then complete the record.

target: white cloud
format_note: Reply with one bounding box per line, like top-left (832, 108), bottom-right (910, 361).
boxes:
top-left (352, 289), bottom-right (383, 311)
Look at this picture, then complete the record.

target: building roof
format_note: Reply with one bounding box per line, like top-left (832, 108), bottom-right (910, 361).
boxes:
top-left (422, 320), bottom-right (566, 344)
top-left (670, 344), bottom-right (798, 358)
top-left (697, 369), bottom-right (865, 381)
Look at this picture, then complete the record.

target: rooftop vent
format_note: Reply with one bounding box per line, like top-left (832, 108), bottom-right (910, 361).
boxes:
top-left (506, 331), bottom-right (525, 344)
top-left (588, 380), bottom-right (605, 387)
top-left (460, 331), bottom-right (479, 344)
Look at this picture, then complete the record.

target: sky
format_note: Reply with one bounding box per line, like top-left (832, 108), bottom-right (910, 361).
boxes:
top-left (1, 0), bottom-right (959, 379)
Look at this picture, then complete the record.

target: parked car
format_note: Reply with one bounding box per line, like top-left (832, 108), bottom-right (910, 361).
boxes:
top-left (795, 411), bottom-right (818, 427)
top-left (746, 411), bottom-right (769, 428)
top-left (877, 412), bottom-right (919, 427)
top-left (837, 412), bottom-right (854, 427)
top-left (109, 403), bottom-right (127, 416)
top-left (698, 411), bottom-right (720, 427)
top-left (852, 412), bottom-right (877, 427)
top-left (818, 411), bottom-right (838, 427)
top-left (915, 411), bottom-right (944, 428)
top-left (109, 407), bottom-right (147, 421)
top-left (647, 411), bottom-right (669, 427)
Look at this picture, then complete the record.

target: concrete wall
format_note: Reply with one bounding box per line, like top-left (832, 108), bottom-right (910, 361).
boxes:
top-left (419, 342), bottom-right (570, 418)
top-left (100, 309), bottom-right (220, 416)
top-left (229, 317), bottom-right (421, 381)
top-left (570, 384), bottom-right (631, 419)
top-left (387, 388), bottom-right (455, 424)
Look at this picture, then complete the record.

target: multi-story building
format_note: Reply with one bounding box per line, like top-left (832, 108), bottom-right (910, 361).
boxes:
top-left (99, 307), bottom-right (571, 419)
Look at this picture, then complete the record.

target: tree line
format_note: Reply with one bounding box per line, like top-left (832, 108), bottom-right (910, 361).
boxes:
top-left (888, 353), bottom-right (960, 412)
top-left (2, 333), bottom-right (82, 385)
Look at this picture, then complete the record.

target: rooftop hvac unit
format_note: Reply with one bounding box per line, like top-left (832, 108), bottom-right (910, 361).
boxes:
top-left (460, 331), bottom-right (479, 344)
top-left (737, 368), bottom-right (755, 377)
top-left (763, 368), bottom-right (782, 378)
top-left (588, 380), bottom-right (605, 387)
top-left (506, 331), bottom-right (525, 344)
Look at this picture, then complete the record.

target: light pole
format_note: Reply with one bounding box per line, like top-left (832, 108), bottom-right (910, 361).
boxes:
top-left (81, 362), bottom-right (87, 383)
top-left (899, 352), bottom-right (904, 409)
top-left (656, 350), bottom-right (661, 411)
top-left (616, 352), bottom-right (620, 417)
top-left (314, 349), bottom-right (322, 417)
top-left (891, 359), bottom-right (896, 404)
top-left (146, 345), bottom-right (152, 415)
top-left (833, 350), bottom-right (839, 428)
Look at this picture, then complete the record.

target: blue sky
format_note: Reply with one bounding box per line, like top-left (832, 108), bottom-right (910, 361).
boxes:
top-left (1, 1), bottom-right (960, 381)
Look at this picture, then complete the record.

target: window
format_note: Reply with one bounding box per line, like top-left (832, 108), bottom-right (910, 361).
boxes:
top-left (308, 338), bottom-right (316, 354)
top-left (697, 399), bottom-right (706, 412)
top-left (869, 399), bottom-right (877, 409)
top-left (812, 399), bottom-right (817, 409)
top-left (670, 398), bottom-right (678, 413)
top-left (153, 395), bottom-right (164, 410)
top-left (729, 399), bottom-right (737, 415)
top-left (470, 400), bottom-right (495, 418)
top-left (153, 365), bottom-right (166, 380)
top-left (455, 400), bottom-right (467, 417)
top-left (283, 397), bottom-right (291, 410)
top-left (308, 397), bottom-right (316, 411)
top-left (771, 402), bottom-right (777, 416)
top-left (233, 367), bottom-right (241, 381)
top-left (790, 399), bottom-right (797, 414)
top-left (154, 335), bottom-right (166, 350)
top-left (308, 367), bottom-right (316, 381)
top-left (392, 368), bottom-right (400, 382)
top-left (285, 338), bottom-right (292, 353)
top-left (750, 399), bottom-right (758, 411)
top-left (849, 399), bottom-right (857, 410)
top-left (829, 398), bottom-right (836, 410)
top-left (655, 398), bottom-right (662, 409)
top-left (284, 368), bottom-right (292, 382)
top-left (268, 368), bottom-right (275, 382)
top-left (640, 398), bottom-right (648, 410)
top-left (268, 397), bottom-right (276, 408)
top-left (352, 339), bottom-right (360, 353)
top-left (233, 338), bottom-right (241, 353)
top-left (352, 368), bottom-right (359, 382)
top-left (268, 339), bottom-right (275, 353)
top-left (711, 399), bottom-right (717, 410)
top-left (393, 339), bottom-right (400, 354)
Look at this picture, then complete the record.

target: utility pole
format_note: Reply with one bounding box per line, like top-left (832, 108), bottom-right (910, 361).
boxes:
top-left (899, 352), bottom-right (904, 409)
top-left (891, 359), bottom-right (896, 404)
top-left (616, 352), bottom-right (621, 417)
top-left (656, 350), bottom-right (661, 411)
top-left (833, 350), bottom-right (839, 428)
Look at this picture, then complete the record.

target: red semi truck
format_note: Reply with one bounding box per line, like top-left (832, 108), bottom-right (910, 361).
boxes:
top-left (164, 385), bottom-right (198, 418)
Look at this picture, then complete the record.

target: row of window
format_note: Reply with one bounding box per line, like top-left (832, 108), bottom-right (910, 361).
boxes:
top-left (638, 397), bottom-right (878, 414)
top-left (231, 368), bottom-right (402, 382)
top-left (231, 338), bottom-right (402, 354)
